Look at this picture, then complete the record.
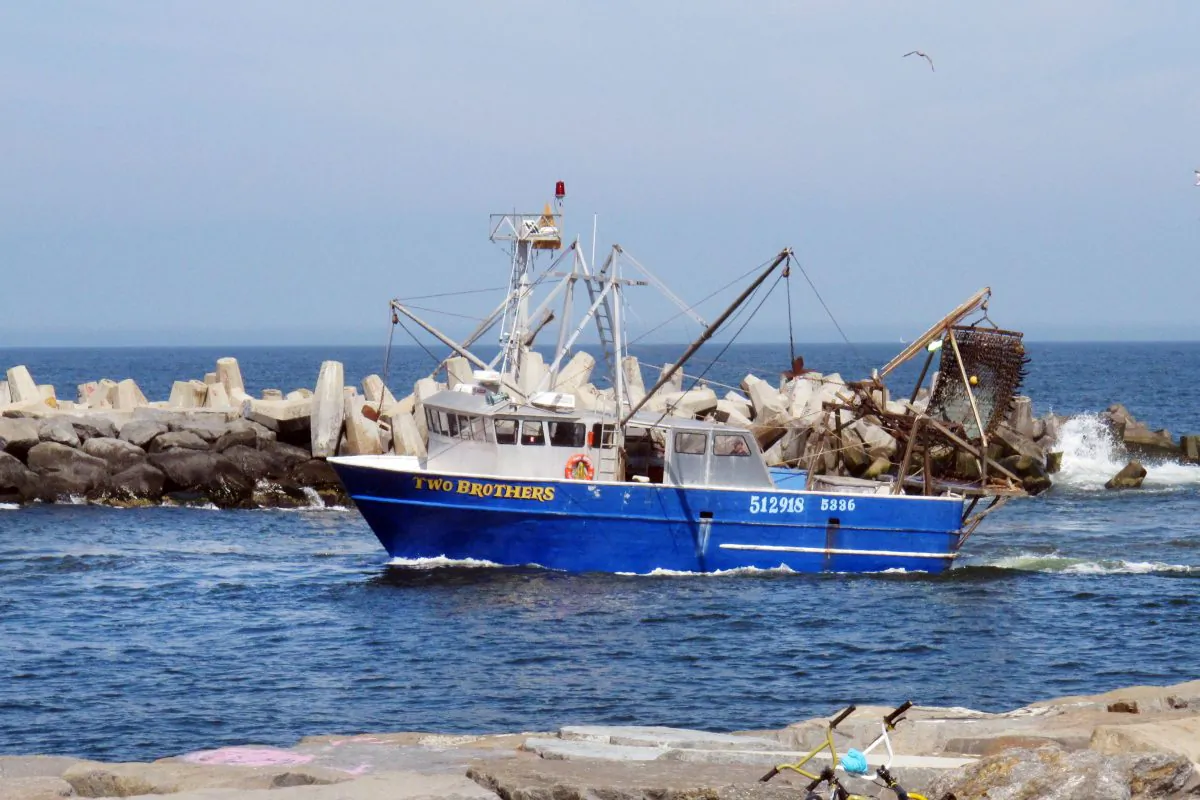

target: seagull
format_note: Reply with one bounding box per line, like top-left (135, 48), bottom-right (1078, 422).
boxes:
top-left (903, 50), bottom-right (935, 72)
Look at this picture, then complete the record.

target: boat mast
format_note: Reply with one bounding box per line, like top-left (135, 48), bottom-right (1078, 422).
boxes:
top-left (620, 248), bottom-right (792, 426)
top-left (491, 182), bottom-right (566, 381)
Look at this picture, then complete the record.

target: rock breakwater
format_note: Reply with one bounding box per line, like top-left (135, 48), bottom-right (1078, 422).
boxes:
top-left (2, 680), bottom-right (1198, 800)
top-left (5, 353), bottom-right (1199, 508)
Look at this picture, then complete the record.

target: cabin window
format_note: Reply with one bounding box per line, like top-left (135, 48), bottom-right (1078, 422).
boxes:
top-left (494, 419), bottom-right (517, 445)
top-left (714, 433), bottom-right (751, 457)
top-left (427, 409), bottom-right (450, 436)
top-left (520, 420), bottom-right (546, 446)
top-left (548, 421), bottom-right (586, 448)
top-left (675, 432), bottom-right (708, 456)
top-left (590, 423), bottom-right (617, 449)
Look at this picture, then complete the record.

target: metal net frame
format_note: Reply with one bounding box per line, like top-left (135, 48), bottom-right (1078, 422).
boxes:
top-left (926, 326), bottom-right (1028, 442)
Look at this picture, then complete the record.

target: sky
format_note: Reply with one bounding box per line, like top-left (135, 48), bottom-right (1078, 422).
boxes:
top-left (1, 2), bottom-right (1198, 347)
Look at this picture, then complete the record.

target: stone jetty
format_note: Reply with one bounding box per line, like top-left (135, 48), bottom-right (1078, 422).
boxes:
top-left (5, 355), bottom-right (1197, 508)
top-left (2, 680), bottom-right (1198, 799)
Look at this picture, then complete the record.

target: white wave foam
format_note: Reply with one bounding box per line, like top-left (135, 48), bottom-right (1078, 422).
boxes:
top-left (387, 555), bottom-right (504, 569)
top-left (0, 502), bottom-right (19, 510)
top-left (1052, 414), bottom-right (1200, 490)
top-left (982, 552), bottom-right (1197, 575)
top-left (619, 564), bottom-right (800, 577)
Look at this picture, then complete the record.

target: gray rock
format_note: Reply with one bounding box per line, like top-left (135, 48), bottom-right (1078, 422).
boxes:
top-left (59, 414), bottom-right (118, 441)
top-left (81, 437), bottom-right (147, 474)
top-left (105, 462), bottom-right (166, 503)
top-left (221, 444), bottom-right (289, 481)
top-left (468, 758), bottom-right (798, 800)
top-left (25, 442), bottom-right (108, 497)
top-left (289, 459), bottom-right (342, 490)
top-left (0, 776), bottom-right (75, 800)
top-left (925, 744), bottom-right (1194, 800)
top-left (212, 426), bottom-right (258, 453)
top-left (0, 452), bottom-right (37, 504)
top-left (37, 418), bottom-right (81, 449)
top-left (61, 759), bottom-right (348, 796)
top-left (263, 440), bottom-right (313, 468)
top-left (148, 430), bottom-right (210, 453)
top-left (167, 416), bottom-right (229, 443)
top-left (119, 419), bottom-right (168, 448)
top-left (0, 417), bottom-right (40, 458)
top-left (1106, 460), bottom-right (1147, 490)
top-left (147, 450), bottom-right (254, 508)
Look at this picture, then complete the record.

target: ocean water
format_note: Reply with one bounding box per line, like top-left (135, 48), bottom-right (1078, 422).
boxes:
top-left (2, 342), bottom-right (1199, 762)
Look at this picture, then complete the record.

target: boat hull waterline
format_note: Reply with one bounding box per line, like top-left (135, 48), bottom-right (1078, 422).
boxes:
top-left (331, 458), bottom-right (965, 574)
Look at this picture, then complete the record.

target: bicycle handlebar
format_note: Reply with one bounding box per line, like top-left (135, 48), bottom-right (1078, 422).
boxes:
top-left (885, 700), bottom-right (914, 727)
top-left (830, 704), bottom-right (857, 729)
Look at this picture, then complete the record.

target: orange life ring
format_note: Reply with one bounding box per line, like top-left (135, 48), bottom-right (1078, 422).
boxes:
top-left (564, 453), bottom-right (595, 481)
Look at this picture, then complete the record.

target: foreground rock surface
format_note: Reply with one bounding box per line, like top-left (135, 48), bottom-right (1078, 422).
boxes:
top-left (3, 680), bottom-right (1200, 800)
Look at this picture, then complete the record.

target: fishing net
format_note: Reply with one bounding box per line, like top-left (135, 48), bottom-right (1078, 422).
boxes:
top-left (926, 326), bottom-right (1027, 440)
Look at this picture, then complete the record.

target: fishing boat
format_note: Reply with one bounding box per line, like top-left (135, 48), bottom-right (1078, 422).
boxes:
top-left (329, 185), bottom-right (1030, 574)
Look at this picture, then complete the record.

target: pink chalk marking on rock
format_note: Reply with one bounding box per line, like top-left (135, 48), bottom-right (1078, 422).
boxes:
top-left (182, 746), bottom-right (315, 766)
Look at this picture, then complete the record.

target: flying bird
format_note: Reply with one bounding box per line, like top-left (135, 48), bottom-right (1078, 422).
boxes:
top-left (904, 50), bottom-right (935, 72)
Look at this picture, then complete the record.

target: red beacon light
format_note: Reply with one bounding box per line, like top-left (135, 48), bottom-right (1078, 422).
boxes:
top-left (555, 181), bottom-right (565, 199)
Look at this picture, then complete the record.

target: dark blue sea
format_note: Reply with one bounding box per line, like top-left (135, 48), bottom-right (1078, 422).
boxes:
top-left (2, 343), bottom-right (1199, 762)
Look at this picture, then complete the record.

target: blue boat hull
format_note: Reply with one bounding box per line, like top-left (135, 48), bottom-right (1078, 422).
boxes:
top-left (331, 462), bottom-right (966, 574)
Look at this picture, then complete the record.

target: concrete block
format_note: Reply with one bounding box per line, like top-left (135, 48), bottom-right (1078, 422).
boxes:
top-left (0, 380), bottom-right (9, 406)
top-left (721, 391), bottom-right (752, 419)
top-left (113, 379), bottom-right (148, 411)
top-left (658, 363), bottom-right (683, 394)
top-left (660, 387), bottom-right (718, 418)
top-left (385, 410), bottom-right (427, 458)
top-left (245, 398), bottom-right (312, 435)
top-left (261, 389), bottom-right (284, 401)
top-left (554, 352), bottom-right (595, 393)
top-left (5, 366), bottom-right (39, 403)
top-left (203, 372), bottom-right (218, 386)
top-left (168, 380), bottom-right (208, 409)
top-left (412, 377), bottom-right (444, 440)
top-left (311, 360), bottom-right (346, 458)
top-left (785, 377), bottom-right (815, 421)
top-left (341, 396), bottom-right (384, 456)
top-left (714, 400), bottom-right (753, 429)
top-left (286, 388), bottom-right (313, 401)
top-left (216, 357), bottom-right (245, 396)
top-left (743, 374), bottom-right (787, 423)
top-left (517, 349), bottom-right (547, 398)
top-left (203, 383), bottom-right (230, 409)
top-left (37, 385), bottom-right (58, 408)
top-left (445, 357), bottom-right (473, 390)
top-left (1009, 395), bottom-right (1035, 439)
top-left (75, 381), bottom-right (98, 406)
top-left (622, 356), bottom-right (646, 405)
top-left (91, 379), bottom-right (117, 409)
top-left (362, 375), bottom-right (397, 407)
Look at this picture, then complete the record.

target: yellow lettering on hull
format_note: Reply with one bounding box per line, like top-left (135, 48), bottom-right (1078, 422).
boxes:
top-left (417, 477), bottom-right (557, 503)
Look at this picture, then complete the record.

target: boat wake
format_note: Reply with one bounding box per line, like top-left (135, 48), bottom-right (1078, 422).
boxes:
top-left (386, 555), bottom-right (505, 569)
top-left (975, 552), bottom-right (1198, 575)
top-left (1052, 414), bottom-right (1200, 491)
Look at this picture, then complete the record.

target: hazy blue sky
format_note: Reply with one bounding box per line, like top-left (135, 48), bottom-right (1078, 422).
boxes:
top-left (2, 2), bottom-right (1198, 346)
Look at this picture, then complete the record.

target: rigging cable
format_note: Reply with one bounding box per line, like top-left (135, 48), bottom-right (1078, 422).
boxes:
top-left (626, 256), bottom-right (773, 347)
top-left (790, 257), bottom-right (872, 377)
top-left (376, 307), bottom-right (400, 421)
top-left (645, 272), bottom-right (784, 429)
top-left (784, 254), bottom-right (796, 366)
